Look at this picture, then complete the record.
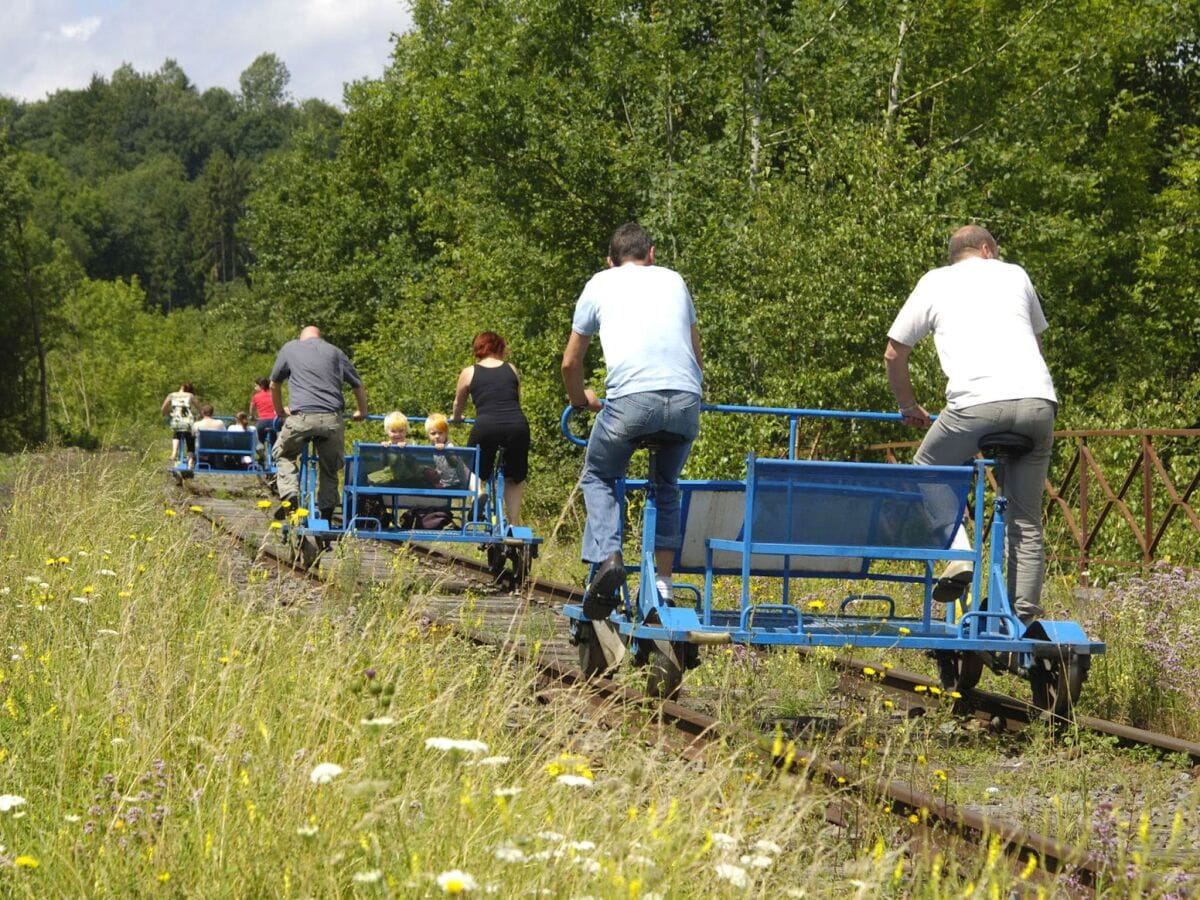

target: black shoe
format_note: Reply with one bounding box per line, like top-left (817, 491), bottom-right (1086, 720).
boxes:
top-left (582, 552), bottom-right (626, 620)
top-left (274, 497), bottom-right (298, 521)
top-left (319, 507), bottom-right (334, 524)
top-left (683, 642), bottom-right (702, 670)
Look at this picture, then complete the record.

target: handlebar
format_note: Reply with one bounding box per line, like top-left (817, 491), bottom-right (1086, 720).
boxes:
top-left (560, 402), bottom-right (920, 452)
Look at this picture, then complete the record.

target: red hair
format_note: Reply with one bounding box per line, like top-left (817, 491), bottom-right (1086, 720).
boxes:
top-left (472, 331), bottom-right (507, 359)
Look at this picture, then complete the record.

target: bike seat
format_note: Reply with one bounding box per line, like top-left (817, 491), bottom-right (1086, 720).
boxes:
top-left (979, 431), bottom-right (1034, 460)
top-left (635, 430), bottom-right (689, 451)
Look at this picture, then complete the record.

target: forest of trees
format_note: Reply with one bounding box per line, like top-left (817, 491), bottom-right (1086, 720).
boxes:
top-left (2, 1), bottom-right (1199, 503)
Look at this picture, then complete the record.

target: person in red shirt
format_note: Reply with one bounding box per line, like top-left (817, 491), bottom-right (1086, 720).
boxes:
top-left (249, 378), bottom-right (278, 457)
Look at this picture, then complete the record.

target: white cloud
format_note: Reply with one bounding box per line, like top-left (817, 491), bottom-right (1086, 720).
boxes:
top-left (59, 16), bottom-right (101, 42)
top-left (0, 0), bottom-right (411, 107)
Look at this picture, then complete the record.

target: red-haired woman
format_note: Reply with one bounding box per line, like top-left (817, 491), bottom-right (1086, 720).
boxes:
top-left (452, 331), bottom-right (530, 524)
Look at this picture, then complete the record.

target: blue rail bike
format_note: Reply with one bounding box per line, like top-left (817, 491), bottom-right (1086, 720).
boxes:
top-left (281, 423), bottom-right (540, 586)
top-left (560, 404), bottom-right (1104, 717)
top-left (171, 418), bottom-right (276, 481)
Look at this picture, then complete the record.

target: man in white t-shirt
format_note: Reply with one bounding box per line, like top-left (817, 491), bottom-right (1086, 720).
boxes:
top-left (884, 225), bottom-right (1056, 624)
top-left (562, 222), bottom-right (704, 619)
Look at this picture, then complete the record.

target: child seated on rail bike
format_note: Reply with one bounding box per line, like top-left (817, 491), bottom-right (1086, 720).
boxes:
top-left (226, 411), bottom-right (254, 469)
top-left (423, 413), bottom-right (476, 493)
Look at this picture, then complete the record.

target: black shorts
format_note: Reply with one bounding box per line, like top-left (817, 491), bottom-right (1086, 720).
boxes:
top-left (469, 420), bottom-right (530, 483)
top-left (174, 430), bottom-right (195, 453)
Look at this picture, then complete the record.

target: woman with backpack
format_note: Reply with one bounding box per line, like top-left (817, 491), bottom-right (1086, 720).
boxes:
top-left (161, 381), bottom-right (198, 467)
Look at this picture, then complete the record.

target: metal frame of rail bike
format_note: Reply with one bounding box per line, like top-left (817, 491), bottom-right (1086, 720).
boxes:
top-left (281, 415), bottom-right (539, 587)
top-left (560, 403), bottom-right (1104, 716)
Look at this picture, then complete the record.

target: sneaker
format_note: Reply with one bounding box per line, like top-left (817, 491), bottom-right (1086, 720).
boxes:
top-left (582, 552), bottom-right (626, 620)
top-left (932, 560), bottom-right (973, 603)
top-left (319, 507), bottom-right (335, 524)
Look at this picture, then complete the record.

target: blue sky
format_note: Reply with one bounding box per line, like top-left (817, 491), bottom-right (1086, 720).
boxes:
top-left (1, 0), bottom-right (413, 107)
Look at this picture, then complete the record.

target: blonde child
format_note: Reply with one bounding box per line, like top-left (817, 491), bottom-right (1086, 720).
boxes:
top-left (382, 411), bottom-right (409, 446)
top-left (424, 413), bottom-right (475, 491)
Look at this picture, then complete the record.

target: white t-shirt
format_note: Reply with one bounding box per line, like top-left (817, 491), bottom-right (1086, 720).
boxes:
top-left (572, 262), bottom-right (702, 399)
top-left (888, 257), bottom-right (1057, 409)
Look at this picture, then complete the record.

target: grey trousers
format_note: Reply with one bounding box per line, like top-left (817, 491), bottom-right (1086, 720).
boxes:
top-left (272, 412), bottom-right (345, 513)
top-left (915, 399), bottom-right (1056, 621)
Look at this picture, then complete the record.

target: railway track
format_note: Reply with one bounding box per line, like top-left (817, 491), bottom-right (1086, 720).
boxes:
top-left (182, 479), bottom-right (1199, 888)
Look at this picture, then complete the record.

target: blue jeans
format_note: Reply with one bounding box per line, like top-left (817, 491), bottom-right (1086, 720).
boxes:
top-left (580, 391), bottom-right (701, 563)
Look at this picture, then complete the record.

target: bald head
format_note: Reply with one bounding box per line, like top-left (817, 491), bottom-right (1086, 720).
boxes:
top-left (948, 226), bottom-right (998, 264)
top-left (299, 325), bottom-right (321, 340)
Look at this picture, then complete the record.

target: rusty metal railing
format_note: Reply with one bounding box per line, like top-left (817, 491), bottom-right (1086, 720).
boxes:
top-left (866, 429), bottom-right (1200, 580)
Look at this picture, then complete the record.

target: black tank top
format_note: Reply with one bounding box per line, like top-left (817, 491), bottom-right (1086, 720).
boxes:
top-left (469, 363), bottom-right (526, 426)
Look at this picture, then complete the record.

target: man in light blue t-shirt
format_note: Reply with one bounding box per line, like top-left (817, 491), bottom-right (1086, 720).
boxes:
top-left (561, 222), bottom-right (704, 619)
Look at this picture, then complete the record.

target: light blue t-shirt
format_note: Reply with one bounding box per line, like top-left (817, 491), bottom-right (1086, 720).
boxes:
top-left (571, 263), bottom-right (702, 399)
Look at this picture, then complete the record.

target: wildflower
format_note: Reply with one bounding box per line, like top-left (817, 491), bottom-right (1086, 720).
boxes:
top-left (535, 831), bottom-right (564, 842)
top-left (425, 738), bottom-right (488, 754)
top-left (63, 814), bottom-right (81, 823)
top-left (23, 576), bottom-right (40, 584)
top-left (353, 870), bottom-right (383, 884)
top-left (740, 854), bottom-right (774, 869)
top-left (118, 591), bottom-right (132, 599)
top-left (164, 509), bottom-right (177, 517)
top-left (98, 569), bottom-right (117, 577)
top-left (714, 863), bottom-right (750, 888)
top-left (862, 666), bottom-right (876, 677)
top-left (493, 787), bottom-right (522, 798)
top-left (494, 844), bottom-right (526, 863)
top-left (269, 522), bottom-right (283, 530)
top-left (751, 840), bottom-right (782, 855)
top-left (296, 824), bottom-right (319, 837)
top-left (97, 629), bottom-right (119, 636)
top-left (157, 872), bottom-right (171, 883)
top-left (806, 600), bottom-right (825, 610)
top-left (0, 795), bottom-right (26, 812)
top-left (914, 684), bottom-right (928, 693)
top-left (710, 831), bottom-right (738, 850)
top-left (360, 717), bottom-right (395, 727)
top-left (257, 500), bottom-right (272, 510)
top-left (14, 855), bottom-right (38, 869)
top-left (575, 857), bottom-right (601, 874)
top-left (566, 840), bottom-right (596, 852)
top-left (72, 597), bottom-right (90, 604)
top-left (882, 700), bottom-right (894, 710)
top-left (949, 690), bottom-right (962, 699)
top-left (556, 774), bottom-right (593, 788)
top-left (309, 762), bottom-right (344, 784)
top-left (189, 505), bottom-right (204, 513)
top-left (933, 769), bottom-right (947, 781)
top-left (436, 869), bottom-right (478, 893)
top-left (898, 626), bottom-right (911, 635)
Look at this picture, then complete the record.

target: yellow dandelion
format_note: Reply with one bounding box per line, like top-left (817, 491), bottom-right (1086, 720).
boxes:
top-left (933, 769), bottom-right (947, 781)
top-left (189, 505), bottom-right (203, 513)
top-left (281, 500), bottom-right (292, 509)
top-left (917, 754), bottom-right (926, 764)
top-left (807, 600), bottom-right (825, 610)
top-left (257, 500), bottom-right (272, 509)
top-left (118, 591), bottom-right (132, 599)
top-left (949, 691), bottom-right (962, 699)
top-left (882, 700), bottom-right (894, 710)
top-left (929, 686), bottom-right (942, 696)
top-left (164, 509), bottom-right (177, 517)
top-left (863, 666), bottom-right (877, 677)
top-left (82, 586), bottom-right (94, 594)
top-left (157, 872), bottom-right (171, 883)
top-left (270, 522), bottom-right (282, 530)
top-left (908, 813), bottom-right (920, 824)
top-left (14, 855), bottom-right (38, 869)
top-left (898, 626), bottom-right (911, 635)
top-left (914, 685), bottom-right (927, 693)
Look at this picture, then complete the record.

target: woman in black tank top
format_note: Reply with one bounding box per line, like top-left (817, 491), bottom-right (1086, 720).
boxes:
top-left (452, 332), bottom-right (531, 524)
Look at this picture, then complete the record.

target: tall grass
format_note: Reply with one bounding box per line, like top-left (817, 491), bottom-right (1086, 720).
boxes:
top-left (0, 451), bottom-right (1187, 895)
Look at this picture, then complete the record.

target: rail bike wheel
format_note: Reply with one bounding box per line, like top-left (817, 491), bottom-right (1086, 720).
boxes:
top-left (1030, 651), bottom-right (1089, 721)
top-left (486, 544), bottom-right (507, 578)
top-left (644, 641), bottom-right (684, 701)
top-left (934, 650), bottom-right (984, 693)
top-left (507, 546), bottom-right (531, 587)
top-left (575, 622), bottom-right (609, 677)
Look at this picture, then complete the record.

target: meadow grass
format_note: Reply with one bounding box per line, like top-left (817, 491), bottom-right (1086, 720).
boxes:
top-left (0, 450), bottom-right (1190, 896)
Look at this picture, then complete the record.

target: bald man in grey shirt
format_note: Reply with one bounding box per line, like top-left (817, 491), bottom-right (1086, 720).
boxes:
top-left (270, 325), bottom-right (368, 522)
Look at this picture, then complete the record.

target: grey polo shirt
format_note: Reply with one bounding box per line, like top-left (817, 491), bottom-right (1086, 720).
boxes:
top-left (270, 338), bottom-right (362, 413)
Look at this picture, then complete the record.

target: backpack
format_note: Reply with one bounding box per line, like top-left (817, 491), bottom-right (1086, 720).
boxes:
top-left (168, 393), bottom-right (194, 432)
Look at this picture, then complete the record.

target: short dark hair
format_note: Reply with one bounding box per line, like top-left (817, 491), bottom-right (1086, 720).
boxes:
top-left (255, 377), bottom-right (270, 391)
top-left (608, 222), bottom-right (653, 265)
top-left (181, 382), bottom-right (194, 393)
top-left (473, 331), bottom-right (507, 359)
top-left (948, 225), bottom-right (998, 263)
top-left (200, 404), bottom-right (215, 417)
